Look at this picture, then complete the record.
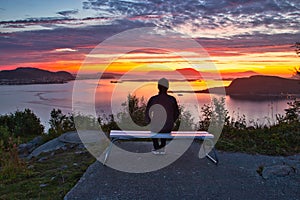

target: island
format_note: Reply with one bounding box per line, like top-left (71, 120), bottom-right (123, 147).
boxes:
top-left (0, 67), bottom-right (75, 85)
top-left (173, 75), bottom-right (300, 99)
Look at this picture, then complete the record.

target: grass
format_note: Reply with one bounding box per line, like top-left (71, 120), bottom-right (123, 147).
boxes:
top-left (216, 121), bottom-right (300, 156)
top-left (0, 144), bottom-right (95, 199)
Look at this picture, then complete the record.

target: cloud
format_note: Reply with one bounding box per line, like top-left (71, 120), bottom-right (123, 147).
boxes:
top-left (0, 15), bottom-right (133, 33)
top-left (0, 20), bottom-right (153, 67)
top-left (82, 0), bottom-right (300, 38)
top-left (196, 32), bottom-right (300, 56)
top-left (0, 0), bottom-right (299, 71)
top-left (57, 9), bottom-right (79, 17)
top-left (2, 0), bottom-right (299, 38)
top-left (55, 48), bottom-right (78, 52)
top-left (0, 17), bottom-right (73, 28)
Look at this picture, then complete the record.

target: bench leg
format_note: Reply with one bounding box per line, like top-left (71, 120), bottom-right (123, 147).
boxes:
top-left (205, 147), bottom-right (219, 165)
top-left (103, 138), bottom-right (118, 165)
top-left (203, 139), bottom-right (219, 165)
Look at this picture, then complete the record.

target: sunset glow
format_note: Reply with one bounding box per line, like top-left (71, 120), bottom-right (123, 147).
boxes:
top-left (0, 0), bottom-right (299, 77)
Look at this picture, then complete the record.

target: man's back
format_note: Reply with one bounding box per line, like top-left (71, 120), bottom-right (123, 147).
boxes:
top-left (145, 92), bottom-right (179, 133)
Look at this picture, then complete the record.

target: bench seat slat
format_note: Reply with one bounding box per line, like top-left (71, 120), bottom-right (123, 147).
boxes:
top-left (110, 130), bottom-right (214, 139)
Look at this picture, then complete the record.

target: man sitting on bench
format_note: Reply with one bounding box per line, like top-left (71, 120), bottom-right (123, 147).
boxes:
top-left (145, 78), bottom-right (180, 155)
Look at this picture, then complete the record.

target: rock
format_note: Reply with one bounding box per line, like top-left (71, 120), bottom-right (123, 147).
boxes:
top-left (76, 144), bottom-right (86, 150)
top-left (27, 138), bottom-right (66, 159)
top-left (27, 165), bottom-right (34, 169)
top-left (262, 164), bottom-right (296, 179)
top-left (58, 131), bottom-right (82, 144)
top-left (61, 146), bottom-right (68, 151)
top-left (75, 150), bottom-right (86, 155)
top-left (38, 156), bottom-right (49, 162)
top-left (39, 183), bottom-right (48, 188)
top-left (61, 165), bottom-right (68, 170)
top-left (18, 143), bottom-right (29, 155)
top-left (30, 136), bottom-right (43, 146)
top-left (26, 143), bottom-right (35, 153)
top-left (18, 136), bottom-right (44, 157)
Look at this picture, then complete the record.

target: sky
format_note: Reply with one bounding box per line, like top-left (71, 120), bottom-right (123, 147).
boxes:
top-left (0, 0), bottom-right (299, 77)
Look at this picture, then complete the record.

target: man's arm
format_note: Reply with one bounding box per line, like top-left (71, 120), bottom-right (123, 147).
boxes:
top-left (173, 97), bottom-right (180, 121)
top-left (145, 97), bottom-right (153, 124)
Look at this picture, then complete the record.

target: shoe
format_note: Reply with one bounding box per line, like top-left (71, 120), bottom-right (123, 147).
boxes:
top-left (152, 149), bottom-right (160, 155)
top-left (159, 148), bottom-right (166, 155)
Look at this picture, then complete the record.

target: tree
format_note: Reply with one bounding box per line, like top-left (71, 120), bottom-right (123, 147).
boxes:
top-left (48, 109), bottom-right (74, 137)
top-left (294, 42), bottom-right (300, 56)
top-left (292, 42), bottom-right (300, 77)
top-left (0, 109), bottom-right (44, 138)
top-left (284, 100), bottom-right (300, 122)
top-left (13, 109), bottom-right (44, 137)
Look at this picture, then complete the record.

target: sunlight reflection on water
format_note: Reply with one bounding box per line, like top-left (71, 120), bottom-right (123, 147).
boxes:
top-left (0, 79), bottom-right (289, 129)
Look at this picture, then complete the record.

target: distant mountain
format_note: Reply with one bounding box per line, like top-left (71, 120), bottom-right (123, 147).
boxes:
top-left (146, 68), bottom-right (202, 80)
top-left (201, 75), bottom-right (300, 98)
top-left (175, 68), bottom-right (202, 78)
top-left (75, 72), bottom-right (122, 80)
top-left (146, 69), bottom-right (260, 80)
top-left (220, 70), bottom-right (259, 80)
top-left (0, 67), bottom-right (74, 85)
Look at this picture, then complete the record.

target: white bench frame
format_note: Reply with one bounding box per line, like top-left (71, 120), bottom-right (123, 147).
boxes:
top-left (103, 130), bottom-right (219, 165)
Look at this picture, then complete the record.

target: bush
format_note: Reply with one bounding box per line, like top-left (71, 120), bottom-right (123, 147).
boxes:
top-left (48, 109), bottom-right (75, 138)
top-left (98, 94), bottom-right (196, 132)
top-left (13, 109), bottom-right (44, 137)
top-left (0, 126), bottom-right (11, 147)
top-left (115, 94), bottom-right (148, 130)
top-left (284, 99), bottom-right (300, 122)
top-left (0, 109), bottom-right (44, 139)
top-left (0, 109), bottom-right (43, 180)
top-left (174, 105), bottom-right (195, 131)
top-left (198, 97), bottom-right (231, 131)
top-left (0, 137), bottom-right (28, 180)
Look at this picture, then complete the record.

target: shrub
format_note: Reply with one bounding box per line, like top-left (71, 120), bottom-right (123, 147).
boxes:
top-left (198, 97), bottom-right (231, 131)
top-left (0, 109), bottom-right (44, 139)
top-left (284, 99), bottom-right (300, 122)
top-left (0, 137), bottom-right (28, 180)
top-left (98, 94), bottom-right (196, 132)
top-left (0, 125), bottom-right (10, 147)
top-left (174, 105), bottom-right (195, 131)
top-left (116, 94), bottom-right (148, 130)
top-left (48, 109), bottom-right (75, 138)
top-left (13, 109), bottom-right (44, 137)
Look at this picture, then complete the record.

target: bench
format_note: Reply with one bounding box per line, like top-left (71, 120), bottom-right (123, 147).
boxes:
top-left (103, 130), bottom-right (219, 165)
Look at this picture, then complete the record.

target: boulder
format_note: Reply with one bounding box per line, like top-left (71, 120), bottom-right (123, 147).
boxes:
top-left (18, 136), bottom-right (43, 157)
top-left (27, 138), bottom-right (66, 159)
top-left (262, 164), bottom-right (296, 179)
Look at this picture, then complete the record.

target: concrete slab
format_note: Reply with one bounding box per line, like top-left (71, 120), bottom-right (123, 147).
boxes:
top-left (64, 142), bottom-right (300, 200)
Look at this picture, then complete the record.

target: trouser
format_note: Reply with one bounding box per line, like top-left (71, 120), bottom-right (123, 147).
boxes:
top-left (152, 138), bottom-right (166, 150)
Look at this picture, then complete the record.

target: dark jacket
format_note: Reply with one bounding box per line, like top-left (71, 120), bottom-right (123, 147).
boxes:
top-left (145, 92), bottom-right (179, 133)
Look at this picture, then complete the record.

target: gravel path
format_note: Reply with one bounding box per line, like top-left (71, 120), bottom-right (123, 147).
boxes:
top-left (64, 141), bottom-right (300, 200)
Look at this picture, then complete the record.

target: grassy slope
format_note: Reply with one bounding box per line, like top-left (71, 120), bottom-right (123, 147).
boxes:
top-left (0, 145), bottom-right (95, 199)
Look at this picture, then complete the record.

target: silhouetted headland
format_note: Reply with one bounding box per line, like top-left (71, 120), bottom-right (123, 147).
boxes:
top-left (174, 75), bottom-right (300, 99)
top-left (0, 67), bottom-right (75, 85)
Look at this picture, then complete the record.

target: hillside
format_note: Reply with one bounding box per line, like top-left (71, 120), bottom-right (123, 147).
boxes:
top-left (146, 68), bottom-right (202, 80)
top-left (220, 70), bottom-right (259, 80)
top-left (227, 75), bottom-right (300, 95)
top-left (175, 68), bottom-right (202, 78)
top-left (202, 75), bottom-right (300, 98)
top-left (0, 67), bottom-right (74, 85)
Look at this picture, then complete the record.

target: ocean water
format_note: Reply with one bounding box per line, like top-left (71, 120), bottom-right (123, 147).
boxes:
top-left (0, 79), bottom-right (290, 130)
